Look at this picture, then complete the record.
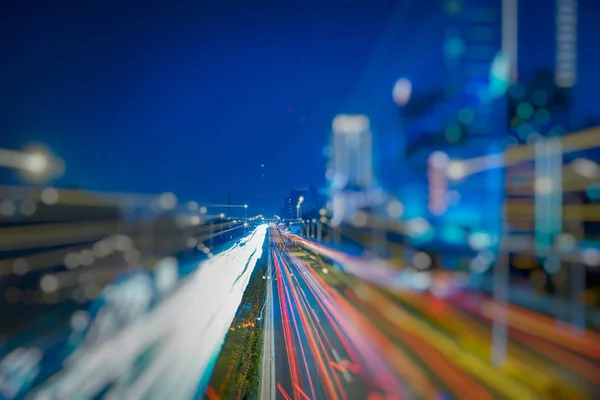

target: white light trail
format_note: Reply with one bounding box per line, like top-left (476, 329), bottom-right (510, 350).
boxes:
top-left (33, 225), bottom-right (268, 400)
top-left (0, 149), bottom-right (49, 174)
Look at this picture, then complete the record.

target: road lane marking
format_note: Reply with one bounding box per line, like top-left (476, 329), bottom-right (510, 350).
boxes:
top-left (277, 382), bottom-right (293, 400)
top-left (294, 384), bottom-right (313, 400)
top-left (331, 348), bottom-right (353, 383)
top-left (310, 307), bottom-right (320, 324)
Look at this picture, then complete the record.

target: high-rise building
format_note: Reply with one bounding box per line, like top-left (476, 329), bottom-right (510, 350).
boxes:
top-left (402, 1), bottom-right (505, 159)
top-left (555, 0), bottom-right (577, 88)
top-left (307, 184), bottom-right (320, 214)
top-left (280, 184), bottom-right (324, 223)
top-left (330, 115), bottom-right (374, 191)
top-left (328, 114), bottom-right (375, 225)
top-left (280, 196), bottom-right (293, 220)
top-left (400, 0), bottom-right (505, 230)
top-left (441, 0), bottom-right (506, 235)
top-left (443, 0), bottom-right (504, 138)
top-left (281, 186), bottom-right (319, 220)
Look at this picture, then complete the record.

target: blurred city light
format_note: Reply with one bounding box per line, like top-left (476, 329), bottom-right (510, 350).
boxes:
top-left (392, 78), bottom-right (412, 106)
top-left (1, 2), bottom-right (600, 399)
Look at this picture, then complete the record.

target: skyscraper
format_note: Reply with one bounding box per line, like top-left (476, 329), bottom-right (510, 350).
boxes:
top-left (328, 114), bottom-right (375, 225)
top-left (281, 196), bottom-right (293, 220)
top-left (331, 114), bottom-right (374, 191)
top-left (443, 0), bottom-right (504, 138)
top-left (555, 0), bottom-right (577, 88)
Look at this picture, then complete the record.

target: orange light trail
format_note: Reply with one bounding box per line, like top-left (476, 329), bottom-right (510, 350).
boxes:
top-left (283, 251), bottom-right (408, 395)
top-left (275, 255), bottom-right (303, 399)
top-left (270, 229), bottom-right (599, 398)
top-left (346, 288), bottom-right (494, 400)
top-left (276, 251), bottom-right (341, 400)
top-left (295, 384), bottom-right (313, 400)
top-left (278, 382), bottom-right (294, 400)
top-left (276, 253), bottom-right (318, 400)
top-left (270, 227), bottom-right (410, 399)
top-left (205, 386), bottom-right (220, 400)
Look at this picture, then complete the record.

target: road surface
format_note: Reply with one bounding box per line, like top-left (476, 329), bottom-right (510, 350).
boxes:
top-left (267, 227), bottom-right (407, 400)
top-left (284, 233), bottom-right (600, 400)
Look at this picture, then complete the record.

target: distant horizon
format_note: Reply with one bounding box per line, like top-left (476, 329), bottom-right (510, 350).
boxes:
top-left (2, 0), bottom-right (600, 217)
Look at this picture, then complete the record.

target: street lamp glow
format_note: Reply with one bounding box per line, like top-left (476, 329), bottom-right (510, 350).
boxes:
top-left (393, 78), bottom-right (412, 106)
top-left (298, 196), bottom-right (304, 203)
top-left (447, 161), bottom-right (468, 180)
top-left (244, 204), bottom-right (248, 208)
top-left (0, 147), bottom-right (59, 181)
top-left (25, 153), bottom-right (49, 174)
top-left (571, 158), bottom-right (600, 179)
top-left (219, 213), bottom-right (225, 218)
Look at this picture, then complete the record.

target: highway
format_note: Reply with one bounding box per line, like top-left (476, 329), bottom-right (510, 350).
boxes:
top-left (283, 234), bottom-right (600, 399)
top-left (258, 226), bottom-right (600, 399)
top-left (267, 226), bottom-right (408, 400)
top-left (3, 221), bottom-right (598, 399)
top-left (25, 226), bottom-right (269, 399)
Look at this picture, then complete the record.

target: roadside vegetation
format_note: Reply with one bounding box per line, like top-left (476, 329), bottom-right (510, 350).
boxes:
top-left (206, 241), bottom-right (268, 400)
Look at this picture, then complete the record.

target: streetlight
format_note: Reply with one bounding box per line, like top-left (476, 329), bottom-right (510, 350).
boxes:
top-left (0, 147), bottom-right (62, 181)
top-left (393, 79), bottom-right (411, 162)
top-left (296, 196), bottom-right (304, 220)
top-left (24, 153), bottom-right (49, 174)
top-left (393, 78), bottom-right (412, 106)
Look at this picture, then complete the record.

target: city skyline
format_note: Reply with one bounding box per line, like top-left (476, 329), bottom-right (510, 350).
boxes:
top-left (1, 1), bottom-right (600, 398)
top-left (2, 1), bottom-right (600, 217)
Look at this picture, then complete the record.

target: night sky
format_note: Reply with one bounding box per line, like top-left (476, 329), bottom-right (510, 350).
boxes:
top-left (1, 0), bottom-right (599, 216)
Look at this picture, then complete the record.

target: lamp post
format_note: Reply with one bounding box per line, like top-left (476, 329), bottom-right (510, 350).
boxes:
top-left (0, 147), bottom-right (65, 182)
top-left (296, 196), bottom-right (304, 220)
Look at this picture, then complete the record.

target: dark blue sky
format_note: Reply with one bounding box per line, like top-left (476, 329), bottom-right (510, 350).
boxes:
top-left (1, 0), bottom-right (599, 216)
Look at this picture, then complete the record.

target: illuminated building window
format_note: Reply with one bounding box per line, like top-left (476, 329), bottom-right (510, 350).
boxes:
top-left (555, 0), bottom-right (577, 87)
